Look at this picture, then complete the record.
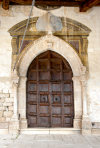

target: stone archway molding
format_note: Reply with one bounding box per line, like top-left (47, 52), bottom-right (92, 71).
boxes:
top-left (17, 34), bottom-right (83, 77)
top-left (10, 34), bottom-right (92, 135)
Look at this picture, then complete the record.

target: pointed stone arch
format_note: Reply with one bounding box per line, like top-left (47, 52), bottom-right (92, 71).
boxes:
top-left (15, 34), bottom-right (89, 133)
top-left (17, 34), bottom-right (84, 77)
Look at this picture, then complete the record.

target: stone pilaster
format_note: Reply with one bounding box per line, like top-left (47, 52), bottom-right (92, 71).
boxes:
top-left (9, 69), bottom-right (19, 135)
top-left (72, 76), bottom-right (82, 129)
top-left (80, 74), bottom-right (92, 135)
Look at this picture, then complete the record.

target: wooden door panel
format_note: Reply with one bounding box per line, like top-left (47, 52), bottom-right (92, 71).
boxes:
top-left (28, 71), bottom-right (37, 80)
top-left (40, 106), bottom-right (49, 114)
top-left (52, 106), bottom-right (62, 115)
top-left (52, 83), bottom-right (61, 92)
top-left (40, 95), bottom-right (48, 103)
top-left (53, 95), bottom-right (61, 103)
top-left (64, 106), bottom-right (71, 115)
top-left (63, 83), bottom-right (71, 92)
top-left (63, 72), bottom-right (72, 80)
top-left (28, 94), bottom-right (37, 102)
top-left (27, 50), bottom-right (74, 127)
top-left (51, 71), bottom-right (61, 80)
top-left (28, 83), bottom-right (37, 92)
top-left (39, 71), bottom-right (49, 80)
top-left (39, 83), bottom-right (49, 91)
top-left (28, 104), bottom-right (37, 113)
top-left (39, 117), bottom-right (50, 127)
top-left (64, 95), bottom-right (71, 104)
top-left (52, 117), bottom-right (62, 126)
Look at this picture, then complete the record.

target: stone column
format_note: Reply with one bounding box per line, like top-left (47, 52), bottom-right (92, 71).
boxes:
top-left (9, 69), bottom-right (20, 135)
top-left (72, 76), bottom-right (82, 129)
top-left (13, 83), bottom-right (18, 118)
top-left (80, 75), bottom-right (92, 135)
top-left (18, 77), bottom-right (28, 129)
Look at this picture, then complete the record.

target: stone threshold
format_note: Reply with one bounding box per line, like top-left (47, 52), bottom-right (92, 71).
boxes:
top-left (20, 128), bottom-right (81, 134)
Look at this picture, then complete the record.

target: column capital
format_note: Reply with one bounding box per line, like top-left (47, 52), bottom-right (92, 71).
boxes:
top-left (11, 69), bottom-right (19, 88)
top-left (72, 76), bottom-right (80, 84)
top-left (80, 74), bottom-right (88, 87)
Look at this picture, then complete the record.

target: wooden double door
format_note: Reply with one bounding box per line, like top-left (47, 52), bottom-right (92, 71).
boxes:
top-left (26, 50), bottom-right (74, 127)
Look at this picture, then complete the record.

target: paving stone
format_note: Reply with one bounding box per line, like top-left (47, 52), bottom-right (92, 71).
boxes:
top-left (35, 134), bottom-right (53, 141)
top-left (61, 135), bottom-right (74, 144)
top-left (70, 135), bottom-right (89, 145)
top-left (0, 134), bottom-right (99, 148)
top-left (84, 136), bottom-right (100, 146)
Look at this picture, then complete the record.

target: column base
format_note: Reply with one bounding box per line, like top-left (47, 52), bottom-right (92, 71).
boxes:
top-left (81, 115), bottom-right (92, 135)
top-left (9, 114), bottom-right (19, 135)
top-left (73, 118), bottom-right (81, 129)
top-left (19, 118), bottom-right (28, 129)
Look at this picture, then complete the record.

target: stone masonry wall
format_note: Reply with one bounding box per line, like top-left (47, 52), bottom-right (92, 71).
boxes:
top-left (0, 81), bottom-right (14, 131)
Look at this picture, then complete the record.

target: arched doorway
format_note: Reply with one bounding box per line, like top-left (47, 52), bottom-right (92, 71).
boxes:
top-left (26, 50), bottom-right (74, 127)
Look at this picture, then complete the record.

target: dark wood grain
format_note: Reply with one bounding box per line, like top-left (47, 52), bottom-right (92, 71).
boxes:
top-left (26, 50), bottom-right (74, 127)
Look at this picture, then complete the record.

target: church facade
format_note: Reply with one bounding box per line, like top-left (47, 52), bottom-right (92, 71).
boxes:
top-left (0, 5), bottom-right (100, 135)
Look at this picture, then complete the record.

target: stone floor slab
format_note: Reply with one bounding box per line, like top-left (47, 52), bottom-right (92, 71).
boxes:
top-left (0, 134), bottom-right (100, 148)
top-left (84, 136), bottom-right (100, 146)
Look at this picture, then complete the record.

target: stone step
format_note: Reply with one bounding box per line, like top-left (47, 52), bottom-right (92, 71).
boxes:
top-left (20, 128), bottom-right (81, 135)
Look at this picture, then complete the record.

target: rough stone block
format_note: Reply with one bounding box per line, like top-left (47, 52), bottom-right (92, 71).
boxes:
top-left (9, 89), bottom-right (14, 94)
top-left (5, 98), bottom-right (14, 102)
top-left (0, 111), bottom-right (3, 117)
top-left (0, 94), bottom-right (10, 98)
top-left (9, 121), bottom-right (19, 135)
top-left (0, 129), bottom-right (8, 135)
top-left (4, 111), bottom-right (13, 117)
top-left (3, 102), bottom-right (12, 107)
top-left (0, 117), bottom-right (6, 122)
top-left (0, 122), bottom-right (9, 129)
top-left (9, 106), bottom-right (14, 111)
top-left (3, 89), bottom-right (9, 93)
top-left (0, 106), bottom-right (6, 111)
top-left (0, 98), bottom-right (5, 103)
top-left (10, 94), bottom-right (14, 98)
top-left (6, 117), bottom-right (11, 122)
top-left (0, 103), bottom-right (3, 106)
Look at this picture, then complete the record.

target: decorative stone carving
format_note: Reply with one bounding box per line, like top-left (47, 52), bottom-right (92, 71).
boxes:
top-left (46, 40), bottom-right (53, 49)
top-left (36, 12), bottom-right (63, 32)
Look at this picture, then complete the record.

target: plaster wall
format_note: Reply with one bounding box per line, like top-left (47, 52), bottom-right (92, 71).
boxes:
top-left (0, 5), bottom-right (100, 126)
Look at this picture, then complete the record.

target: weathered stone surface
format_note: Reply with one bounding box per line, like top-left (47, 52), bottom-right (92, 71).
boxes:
top-left (0, 94), bottom-right (10, 98)
top-left (9, 106), bottom-right (14, 111)
top-left (36, 12), bottom-right (63, 31)
top-left (0, 106), bottom-right (6, 111)
top-left (0, 98), bottom-right (5, 103)
top-left (3, 89), bottom-right (9, 93)
top-left (3, 103), bottom-right (12, 107)
top-left (0, 122), bottom-right (9, 129)
top-left (5, 98), bottom-right (14, 102)
top-left (6, 117), bottom-right (11, 122)
top-left (0, 111), bottom-right (3, 117)
top-left (4, 111), bottom-right (13, 117)
top-left (0, 117), bottom-right (6, 122)
top-left (10, 94), bottom-right (14, 98)
top-left (0, 103), bottom-right (3, 106)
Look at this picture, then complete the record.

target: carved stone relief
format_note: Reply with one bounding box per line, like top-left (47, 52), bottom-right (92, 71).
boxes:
top-left (8, 13), bottom-right (91, 70)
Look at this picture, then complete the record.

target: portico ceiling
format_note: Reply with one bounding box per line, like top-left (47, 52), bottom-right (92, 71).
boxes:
top-left (0, 0), bottom-right (100, 12)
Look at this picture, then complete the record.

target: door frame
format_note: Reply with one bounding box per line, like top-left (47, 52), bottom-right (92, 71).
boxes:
top-left (15, 35), bottom-right (88, 130)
